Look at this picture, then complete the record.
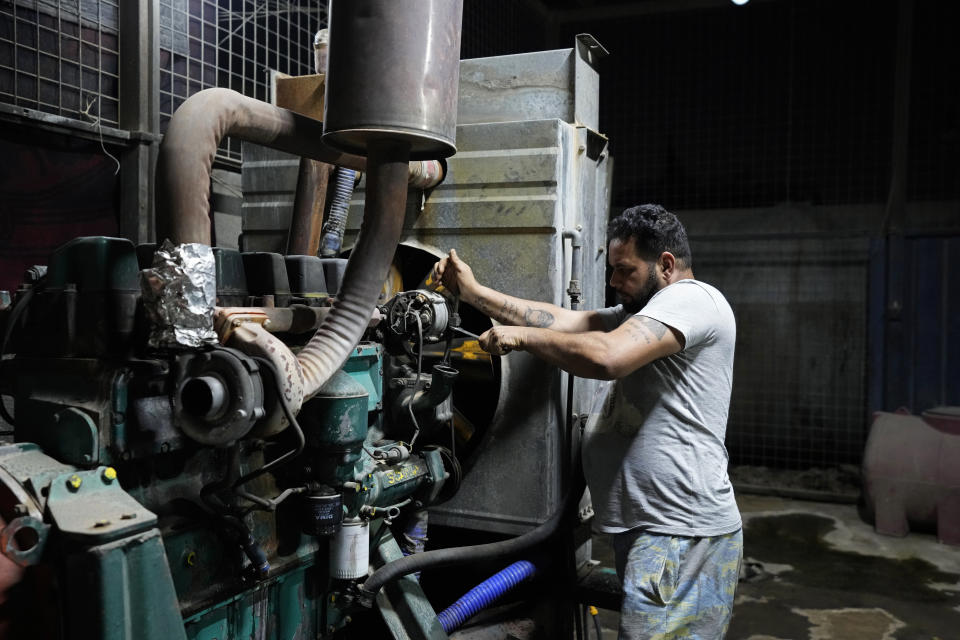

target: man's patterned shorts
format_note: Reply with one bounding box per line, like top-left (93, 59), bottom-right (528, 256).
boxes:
top-left (613, 528), bottom-right (743, 639)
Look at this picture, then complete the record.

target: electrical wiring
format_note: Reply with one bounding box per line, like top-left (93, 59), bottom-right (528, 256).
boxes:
top-left (407, 313), bottom-right (424, 447)
top-left (231, 356), bottom-right (305, 489)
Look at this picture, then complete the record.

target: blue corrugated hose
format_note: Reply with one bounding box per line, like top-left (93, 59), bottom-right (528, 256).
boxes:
top-left (437, 560), bottom-right (538, 633)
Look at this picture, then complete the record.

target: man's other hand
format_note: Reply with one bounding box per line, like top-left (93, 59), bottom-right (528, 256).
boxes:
top-left (479, 326), bottom-right (526, 355)
top-left (432, 249), bottom-right (478, 297)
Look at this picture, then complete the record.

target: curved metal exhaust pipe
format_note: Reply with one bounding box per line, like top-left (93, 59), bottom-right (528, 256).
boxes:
top-left (156, 88), bottom-right (365, 246)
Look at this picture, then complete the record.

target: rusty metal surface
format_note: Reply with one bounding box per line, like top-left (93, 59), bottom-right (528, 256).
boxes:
top-left (156, 88), bottom-right (367, 245)
top-left (408, 161), bottom-right (446, 190)
top-left (287, 158), bottom-right (333, 256)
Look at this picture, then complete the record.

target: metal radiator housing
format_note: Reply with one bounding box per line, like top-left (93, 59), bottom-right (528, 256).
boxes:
top-left (346, 41), bottom-right (613, 534)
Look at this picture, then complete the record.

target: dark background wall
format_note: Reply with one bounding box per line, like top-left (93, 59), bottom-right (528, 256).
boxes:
top-left (560, 0), bottom-right (957, 208)
top-left (551, 0), bottom-right (960, 477)
top-left (482, 0), bottom-right (960, 477)
top-left (1, 0), bottom-right (957, 491)
top-left (572, 1), bottom-right (899, 210)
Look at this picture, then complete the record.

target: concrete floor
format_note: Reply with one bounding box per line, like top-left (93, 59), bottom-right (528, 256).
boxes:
top-left (589, 493), bottom-right (960, 640)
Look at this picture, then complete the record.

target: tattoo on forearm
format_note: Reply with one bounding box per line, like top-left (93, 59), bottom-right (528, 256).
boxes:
top-left (476, 294), bottom-right (554, 328)
top-left (474, 294), bottom-right (491, 316)
top-left (523, 307), bottom-right (555, 328)
top-left (499, 298), bottom-right (520, 318)
top-left (497, 298), bottom-right (525, 325)
top-left (624, 316), bottom-right (668, 345)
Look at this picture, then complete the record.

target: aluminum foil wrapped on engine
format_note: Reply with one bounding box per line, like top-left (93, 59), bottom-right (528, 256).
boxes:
top-left (140, 240), bottom-right (218, 348)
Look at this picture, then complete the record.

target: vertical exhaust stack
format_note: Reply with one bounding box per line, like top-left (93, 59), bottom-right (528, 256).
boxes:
top-left (322, 0), bottom-right (463, 160)
top-left (295, 0), bottom-right (464, 399)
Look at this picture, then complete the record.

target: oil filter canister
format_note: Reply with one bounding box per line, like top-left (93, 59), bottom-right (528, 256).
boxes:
top-left (302, 491), bottom-right (343, 536)
top-left (330, 518), bottom-right (369, 580)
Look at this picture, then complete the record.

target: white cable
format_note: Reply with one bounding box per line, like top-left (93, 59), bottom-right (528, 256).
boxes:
top-left (80, 95), bottom-right (120, 176)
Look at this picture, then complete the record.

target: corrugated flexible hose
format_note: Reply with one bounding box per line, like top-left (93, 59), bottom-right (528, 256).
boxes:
top-left (319, 167), bottom-right (358, 258)
top-left (437, 560), bottom-right (539, 634)
top-left (359, 456), bottom-right (584, 600)
top-left (296, 139), bottom-right (410, 399)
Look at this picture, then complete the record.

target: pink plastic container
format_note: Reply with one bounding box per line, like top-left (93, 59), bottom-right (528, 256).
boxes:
top-left (862, 407), bottom-right (960, 545)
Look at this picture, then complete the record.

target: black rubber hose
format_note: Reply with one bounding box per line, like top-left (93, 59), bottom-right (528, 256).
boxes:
top-left (215, 509), bottom-right (271, 578)
top-left (592, 608), bottom-right (603, 639)
top-left (237, 528), bottom-right (271, 577)
top-left (199, 448), bottom-right (271, 579)
top-left (359, 452), bottom-right (585, 599)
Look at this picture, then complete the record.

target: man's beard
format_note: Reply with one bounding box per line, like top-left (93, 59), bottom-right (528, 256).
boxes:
top-left (619, 268), bottom-right (659, 314)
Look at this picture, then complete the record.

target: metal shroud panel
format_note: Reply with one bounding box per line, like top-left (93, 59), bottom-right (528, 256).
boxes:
top-left (457, 45), bottom-right (600, 130)
top-left (346, 114), bottom-right (611, 534)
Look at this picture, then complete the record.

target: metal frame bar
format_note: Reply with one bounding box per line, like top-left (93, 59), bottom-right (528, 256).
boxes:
top-left (119, 0), bottom-right (161, 244)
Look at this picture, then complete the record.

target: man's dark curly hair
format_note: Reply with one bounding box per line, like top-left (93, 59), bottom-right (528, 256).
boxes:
top-left (607, 204), bottom-right (692, 269)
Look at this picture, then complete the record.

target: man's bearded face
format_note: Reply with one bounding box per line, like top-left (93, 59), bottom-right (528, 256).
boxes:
top-left (608, 237), bottom-right (661, 314)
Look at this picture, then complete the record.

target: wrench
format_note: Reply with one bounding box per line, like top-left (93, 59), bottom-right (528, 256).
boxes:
top-left (450, 325), bottom-right (481, 340)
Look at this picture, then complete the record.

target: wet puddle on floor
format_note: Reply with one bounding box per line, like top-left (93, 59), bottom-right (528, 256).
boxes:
top-left (744, 513), bottom-right (959, 602)
top-left (729, 513), bottom-right (960, 640)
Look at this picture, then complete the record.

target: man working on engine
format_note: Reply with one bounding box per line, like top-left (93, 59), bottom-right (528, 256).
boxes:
top-left (433, 204), bottom-right (742, 639)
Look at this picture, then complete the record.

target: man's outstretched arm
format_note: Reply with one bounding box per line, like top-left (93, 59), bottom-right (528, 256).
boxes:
top-left (479, 315), bottom-right (684, 380)
top-left (433, 249), bottom-right (604, 333)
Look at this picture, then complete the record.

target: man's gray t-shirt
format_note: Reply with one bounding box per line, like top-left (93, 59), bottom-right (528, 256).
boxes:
top-left (582, 279), bottom-right (741, 536)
